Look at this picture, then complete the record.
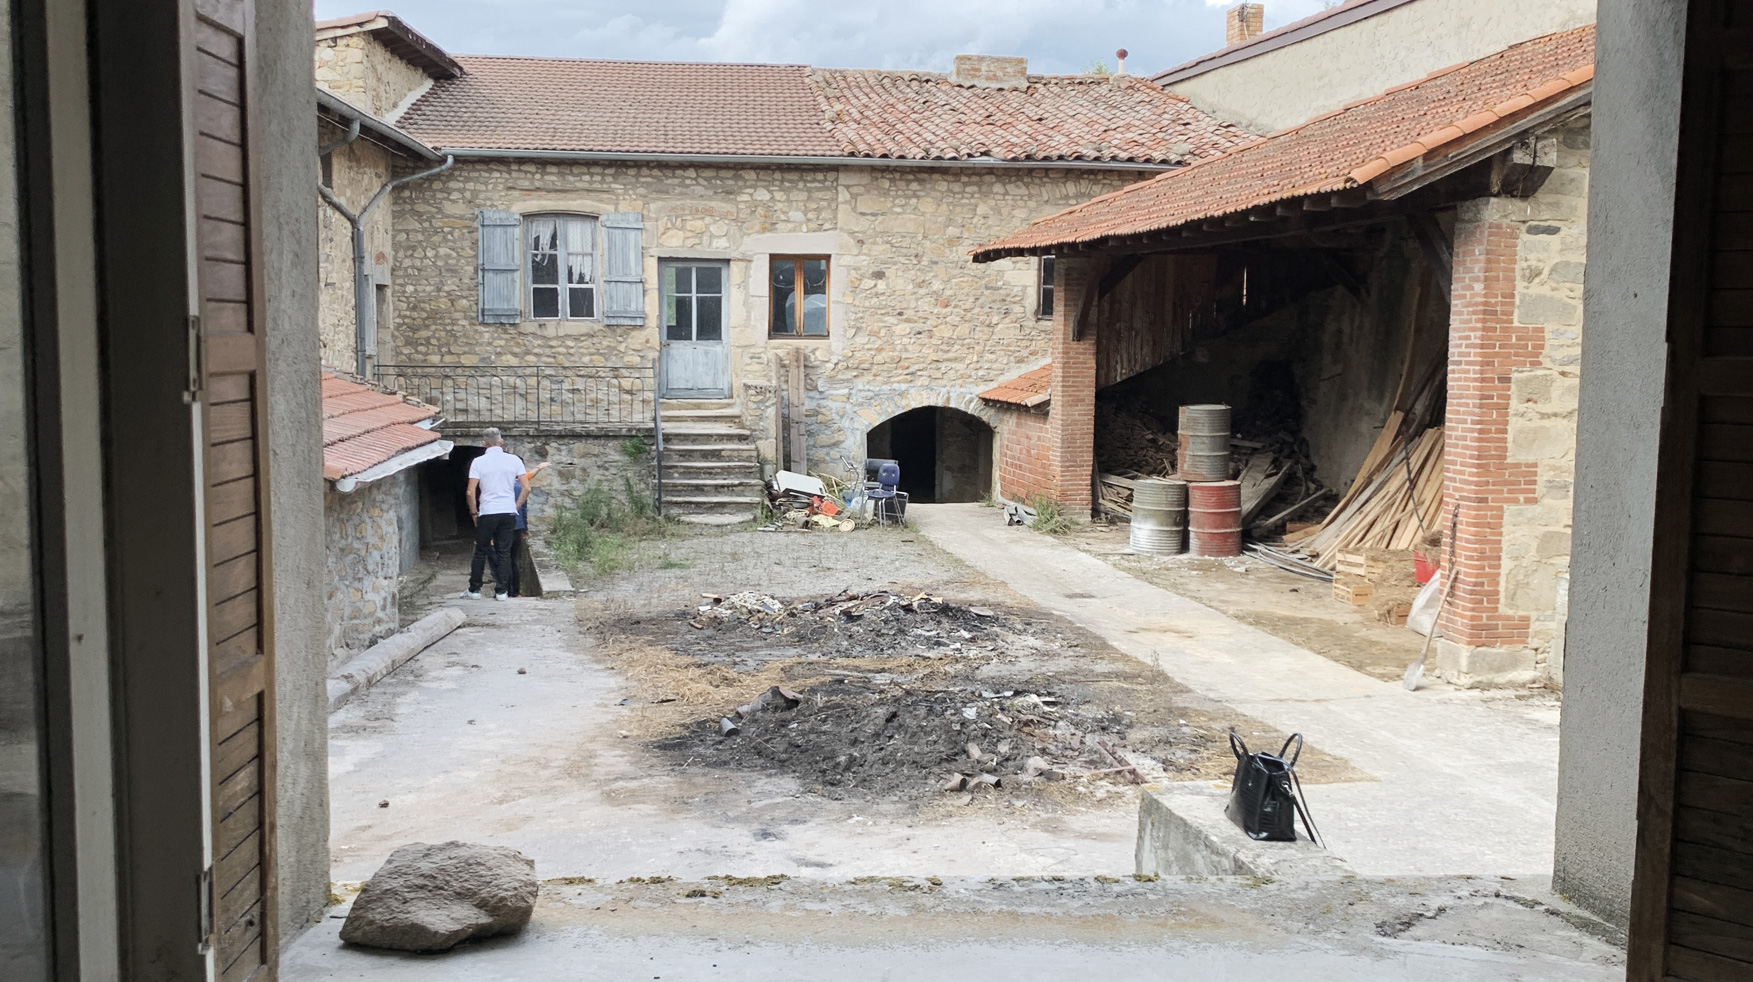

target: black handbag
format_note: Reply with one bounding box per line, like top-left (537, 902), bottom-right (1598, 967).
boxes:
top-left (1224, 732), bottom-right (1323, 846)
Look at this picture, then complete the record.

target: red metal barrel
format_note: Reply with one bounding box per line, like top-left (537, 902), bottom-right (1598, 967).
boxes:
top-left (1187, 480), bottom-right (1243, 557)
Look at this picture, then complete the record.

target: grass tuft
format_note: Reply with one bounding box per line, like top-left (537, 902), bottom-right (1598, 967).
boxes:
top-left (549, 477), bottom-right (667, 576)
top-left (1027, 495), bottom-right (1077, 535)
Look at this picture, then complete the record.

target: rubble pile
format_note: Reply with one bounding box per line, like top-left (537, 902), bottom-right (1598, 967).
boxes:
top-left (640, 590), bottom-right (1231, 800)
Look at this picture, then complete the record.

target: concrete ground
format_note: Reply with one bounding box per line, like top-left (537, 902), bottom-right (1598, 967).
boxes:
top-left (282, 873), bottom-right (1623, 981)
top-left (909, 504), bottom-right (1560, 878)
top-left (327, 533), bottom-right (1152, 885)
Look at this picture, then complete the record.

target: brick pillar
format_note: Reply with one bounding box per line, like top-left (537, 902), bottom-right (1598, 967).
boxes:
top-left (1048, 257), bottom-right (1095, 515)
top-left (1226, 4), bottom-right (1265, 46)
top-left (1440, 202), bottom-right (1540, 664)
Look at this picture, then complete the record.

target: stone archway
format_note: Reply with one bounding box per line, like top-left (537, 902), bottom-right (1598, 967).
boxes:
top-left (865, 405), bottom-right (994, 503)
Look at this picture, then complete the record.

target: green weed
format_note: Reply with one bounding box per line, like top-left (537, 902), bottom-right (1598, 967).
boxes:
top-left (1027, 495), bottom-right (1077, 535)
top-left (549, 478), bottom-right (667, 576)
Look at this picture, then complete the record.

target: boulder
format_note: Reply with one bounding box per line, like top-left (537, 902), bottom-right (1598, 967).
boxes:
top-left (339, 841), bottom-right (538, 952)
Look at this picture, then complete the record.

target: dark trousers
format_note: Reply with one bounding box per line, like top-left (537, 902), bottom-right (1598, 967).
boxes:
top-left (470, 513), bottom-right (518, 594)
top-left (488, 530), bottom-right (526, 596)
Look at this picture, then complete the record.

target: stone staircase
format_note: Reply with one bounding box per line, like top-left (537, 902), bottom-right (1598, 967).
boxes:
top-left (657, 399), bottom-right (764, 526)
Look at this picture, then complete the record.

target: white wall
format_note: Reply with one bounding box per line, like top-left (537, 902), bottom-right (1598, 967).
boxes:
top-left (1165, 0), bottom-right (1596, 133)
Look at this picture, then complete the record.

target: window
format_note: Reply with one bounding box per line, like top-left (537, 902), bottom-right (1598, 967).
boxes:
top-left (663, 262), bottom-right (725, 342)
top-left (770, 255), bottom-right (829, 336)
top-left (1038, 255), bottom-right (1055, 319)
top-left (526, 214), bottom-right (598, 320)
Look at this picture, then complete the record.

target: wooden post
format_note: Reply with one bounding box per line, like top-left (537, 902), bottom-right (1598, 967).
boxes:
top-left (788, 350), bottom-right (807, 473)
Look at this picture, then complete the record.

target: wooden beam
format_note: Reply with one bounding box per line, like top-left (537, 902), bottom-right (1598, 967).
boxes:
top-left (1407, 211), bottom-right (1453, 303)
top-left (1490, 133), bottom-right (1559, 197)
top-left (1071, 254), bottom-right (1110, 341)
top-left (1095, 254), bottom-right (1147, 300)
top-left (1331, 188), bottom-right (1371, 208)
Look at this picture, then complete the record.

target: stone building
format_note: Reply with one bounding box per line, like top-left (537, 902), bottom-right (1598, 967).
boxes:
top-left (314, 11), bottom-right (459, 375)
top-left (319, 371), bottom-right (451, 668)
top-left (308, 16), bottom-right (1252, 523)
top-left (976, 13), bottom-right (1595, 685)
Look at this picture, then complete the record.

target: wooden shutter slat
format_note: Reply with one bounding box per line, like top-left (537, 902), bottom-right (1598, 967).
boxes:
top-left (196, 49), bottom-right (241, 105)
top-left (213, 719), bottom-right (260, 784)
top-left (1679, 734), bottom-right (1753, 781)
top-left (1667, 944), bottom-right (1753, 981)
top-left (601, 211), bottom-right (645, 325)
top-left (193, 20), bottom-right (240, 64)
top-left (1678, 771), bottom-right (1753, 816)
top-left (210, 552), bottom-right (258, 604)
top-left (1675, 801), bottom-right (1753, 854)
top-left (477, 209), bottom-right (521, 324)
top-left (202, 299), bottom-right (249, 335)
top-left (210, 515), bottom-right (256, 565)
top-left (1694, 534), bottom-right (1753, 575)
top-left (1697, 461), bottom-right (1753, 499)
top-left (1672, 911), bottom-right (1753, 966)
top-left (215, 791), bottom-right (260, 858)
top-left (1672, 840), bottom-right (1753, 890)
top-left (207, 475), bottom-right (257, 522)
top-left (1687, 644), bottom-right (1753, 678)
top-left (216, 865), bottom-right (261, 934)
top-left (212, 627), bottom-right (260, 681)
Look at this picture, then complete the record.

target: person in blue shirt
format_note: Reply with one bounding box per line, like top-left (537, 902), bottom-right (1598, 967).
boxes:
top-left (489, 461), bottom-right (549, 596)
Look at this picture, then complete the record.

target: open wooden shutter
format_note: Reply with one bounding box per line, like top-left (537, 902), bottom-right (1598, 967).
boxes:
top-left (478, 209), bottom-right (521, 323)
top-left (1629, 2), bottom-right (1753, 979)
top-left (601, 211), bottom-right (645, 325)
top-left (194, 1), bottom-right (272, 979)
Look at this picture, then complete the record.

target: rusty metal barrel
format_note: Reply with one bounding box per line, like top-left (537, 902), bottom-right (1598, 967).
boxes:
top-left (1177, 404), bottom-right (1233, 482)
top-left (1187, 480), bottom-right (1243, 557)
top-left (1129, 478), bottom-right (1187, 554)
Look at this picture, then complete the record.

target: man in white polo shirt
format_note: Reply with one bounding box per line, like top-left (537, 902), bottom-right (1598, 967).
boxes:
top-left (463, 428), bottom-right (532, 600)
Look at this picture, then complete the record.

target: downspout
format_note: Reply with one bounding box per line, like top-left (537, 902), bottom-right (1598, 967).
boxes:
top-left (318, 134), bottom-right (454, 377)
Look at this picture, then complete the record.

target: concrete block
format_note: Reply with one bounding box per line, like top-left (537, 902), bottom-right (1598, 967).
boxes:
top-left (328, 607), bottom-right (467, 713)
top-left (535, 561), bottom-right (575, 598)
top-left (1435, 639), bottom-right (1538, 680)
top-left (1136, 785), bottom-right (1351, 879)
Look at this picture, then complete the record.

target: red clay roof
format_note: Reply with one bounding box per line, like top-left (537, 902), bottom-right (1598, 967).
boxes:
top-left (322, 371), bottom-right (444, 482)
top-left (812, 70), bottom-right (1249, 163)
top-left (978, 364), bottom-right (1052, 407)
top-left (974, 26), bottom-right (1594, 261)
top-left (396, 58), bottom-right (1249, 164)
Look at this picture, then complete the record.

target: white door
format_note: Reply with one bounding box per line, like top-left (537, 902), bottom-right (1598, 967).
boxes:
top-left (660, 261), bottom-right (730, 398)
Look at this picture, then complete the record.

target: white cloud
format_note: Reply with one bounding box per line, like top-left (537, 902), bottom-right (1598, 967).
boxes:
top-left (314, 0), bottom-right (1336, 75)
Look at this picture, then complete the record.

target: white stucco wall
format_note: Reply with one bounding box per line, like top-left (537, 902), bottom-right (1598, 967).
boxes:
top-left (1164, 0), bottom-right (1597, 133)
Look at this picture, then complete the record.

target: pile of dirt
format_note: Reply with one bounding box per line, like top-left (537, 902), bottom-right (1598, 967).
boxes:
top-left (612, 590), bottom-right (1258, 801)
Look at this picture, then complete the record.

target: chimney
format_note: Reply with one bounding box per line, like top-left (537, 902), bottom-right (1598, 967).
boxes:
top-left (1226, 3), bottom-right (1265, 46)
top-left (1115, 48), bottom-right (1129, 75)
top-left (951, 54), bottom-right (1029, 88)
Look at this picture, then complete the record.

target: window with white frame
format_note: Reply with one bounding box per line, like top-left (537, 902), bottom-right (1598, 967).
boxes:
top-left (526, 214), bottom-right (598, 320)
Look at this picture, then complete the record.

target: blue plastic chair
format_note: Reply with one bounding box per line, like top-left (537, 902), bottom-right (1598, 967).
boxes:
top-left (867, 462), bottom-right (900, 525)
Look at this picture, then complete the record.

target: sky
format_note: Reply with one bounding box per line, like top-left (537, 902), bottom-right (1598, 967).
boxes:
top-left (314, 0), bottom-right (1338, 76)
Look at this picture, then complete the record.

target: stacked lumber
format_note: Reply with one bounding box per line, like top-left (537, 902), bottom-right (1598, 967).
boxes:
top-left (1098, 473), bottom-right (1139, 518)
top-left (1291, 424), bottom-right (1445, 570)
top-left (1095, 404), bottom-right (1178, 477)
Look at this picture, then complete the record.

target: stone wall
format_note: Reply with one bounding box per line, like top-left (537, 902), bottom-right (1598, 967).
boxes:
top-left (389, 158), bottom-right (1146, 482)
top-left (324, 472), bottom-right (404, 668)
top-left (1501, 119), bottom-right (1591, 666)
top-left (1437, 117), bottom-right (1590, 678)
top-left (447, 430), bottom-right (655, 530)
top-left (314, 31), bottom-right (426, 118)
top-left (316, 116), bottom-right (396, 372)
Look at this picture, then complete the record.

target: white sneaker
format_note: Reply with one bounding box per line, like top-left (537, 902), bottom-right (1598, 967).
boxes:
top-left (495, 593), bottom-right (509, 602)
top-left (461, 590), bottom-right (482, 599)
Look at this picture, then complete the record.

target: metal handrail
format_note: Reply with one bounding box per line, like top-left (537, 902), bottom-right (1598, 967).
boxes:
top-left (651, 355), bottom-right (664, 517)
top-left (375, 364), bottom-right (657, 430)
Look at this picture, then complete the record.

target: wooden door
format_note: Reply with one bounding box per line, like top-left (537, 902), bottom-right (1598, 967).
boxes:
top-left (194, 0), bottom-right (273, 979)
top-left (660, 261), bottom-right (730, 398)
top-left (1629, 1), bottom-right (1753, 979)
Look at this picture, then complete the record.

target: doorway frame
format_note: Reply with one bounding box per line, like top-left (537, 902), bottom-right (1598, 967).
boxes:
top-left (657, 258), bottom-right (731, 399)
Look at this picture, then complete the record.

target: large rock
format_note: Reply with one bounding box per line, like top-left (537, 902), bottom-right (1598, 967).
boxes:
top-left (340, 841), bottom-right (538, 952)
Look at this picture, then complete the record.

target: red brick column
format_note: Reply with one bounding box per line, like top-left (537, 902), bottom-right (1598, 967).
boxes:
top-left (1440, 210), bottom-right (1540, 650)
top-left (1048, 257), bottom-right (1096, 514)
top-left (996, 406), bottom-right (1052, 503)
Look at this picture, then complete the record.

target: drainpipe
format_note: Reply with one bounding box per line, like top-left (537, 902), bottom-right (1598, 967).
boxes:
top-left (318, 129), bottom-right (454, 377)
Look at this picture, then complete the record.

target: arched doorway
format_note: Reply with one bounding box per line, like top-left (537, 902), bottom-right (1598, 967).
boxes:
top-left (865, 406), bottom-right (994, 503)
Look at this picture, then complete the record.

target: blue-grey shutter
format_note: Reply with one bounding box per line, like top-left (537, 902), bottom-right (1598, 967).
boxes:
top-left (602, 212), bottom-right (646, 325)
top-left (478, 209), bottom-right (522, 324)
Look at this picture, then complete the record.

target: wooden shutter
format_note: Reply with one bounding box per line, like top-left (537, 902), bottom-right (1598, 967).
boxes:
top-left (1629, 2), bottom-right (1753, 979)
top-left (601, 211), bottom-right (646, 325)
top-left (478, 209), bottom-right (521, 323)
top-left (194, 1), bottom-right (273, 979)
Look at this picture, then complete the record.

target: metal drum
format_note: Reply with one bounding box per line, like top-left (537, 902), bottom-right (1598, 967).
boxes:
top-left (1187, 480), bottom-right (1243, 557)
top-left (1129, 478), bottom-right (1187, 554)
top-left (1177, 404), bottom-right (1233, 482)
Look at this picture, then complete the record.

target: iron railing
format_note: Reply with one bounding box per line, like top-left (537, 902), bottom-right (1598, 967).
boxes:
top-left (376, 364), bottom-right (658, 431)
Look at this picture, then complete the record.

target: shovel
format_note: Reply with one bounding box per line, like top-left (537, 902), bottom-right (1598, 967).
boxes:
top-left (1404, 505), bottom-right (1460, 692)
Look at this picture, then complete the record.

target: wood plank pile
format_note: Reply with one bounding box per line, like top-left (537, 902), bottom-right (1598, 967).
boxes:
top-left (1287, 417), bottom-right (1445, 570)
top-left (1095, 403), bottom-right (1178, 478)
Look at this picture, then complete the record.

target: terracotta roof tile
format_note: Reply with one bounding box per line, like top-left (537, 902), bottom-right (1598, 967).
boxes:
top-left (974, 26), bottom-right (1595, 261)
top-left (978, 364), bottom-right (1053, 407)
top-left (397, 58), bottom-right (1250, 164)
top-left (321, 371), bottom-right (444, 482)
top-left (399, 57), bottom-right (841, 156)
top-left (812, 70), bottom-right (1250, 164)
